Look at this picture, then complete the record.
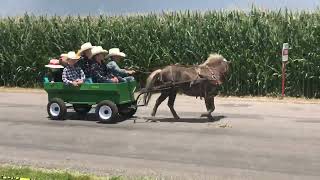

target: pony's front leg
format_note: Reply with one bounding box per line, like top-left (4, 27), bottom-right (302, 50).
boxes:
top-left (201, 96), bottom-right (215, 120)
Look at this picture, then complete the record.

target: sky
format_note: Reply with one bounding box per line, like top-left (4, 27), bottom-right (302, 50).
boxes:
top-left (1, 0), bottom-right (320, 16)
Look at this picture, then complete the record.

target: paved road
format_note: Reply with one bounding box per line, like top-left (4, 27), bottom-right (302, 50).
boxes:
top-left (0, 91), bottom-right (320, 180)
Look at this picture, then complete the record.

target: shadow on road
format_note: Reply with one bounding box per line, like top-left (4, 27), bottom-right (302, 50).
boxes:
top-left (64, 112), bottom-right (97, 121)
top-left (144, 115), bottom-right (226, 123)
top-left (62, 112), bottom-right (129, 124)
top-left (50, 112), bottom-right (225, 124)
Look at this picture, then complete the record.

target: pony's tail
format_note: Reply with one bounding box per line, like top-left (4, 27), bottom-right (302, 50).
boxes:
top-left (143, 69), bottom-right (162, 105)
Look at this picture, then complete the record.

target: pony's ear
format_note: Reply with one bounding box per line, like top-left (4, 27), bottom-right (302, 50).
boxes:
top-left (223, 58), bottom-right (231, 63)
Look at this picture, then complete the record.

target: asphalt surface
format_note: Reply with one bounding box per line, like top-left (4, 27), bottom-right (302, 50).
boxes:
top-left (0, 91), bottom-right (320, 180)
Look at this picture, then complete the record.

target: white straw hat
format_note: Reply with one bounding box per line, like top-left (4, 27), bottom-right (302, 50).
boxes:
top-left (78, 42), bottom-right (93, 54)
top-left (90, 46), bottom-right (108, 58)
top-left (67, 51), bottom-right (80, 60)
top-left (106, 48), bottom-right (126, 58)
top-left (60, 53), bottom-right (68, 60)
top-left (45, 59), bottom-right (64, 69)
top-left (60, 53), bottom-right (68, 58)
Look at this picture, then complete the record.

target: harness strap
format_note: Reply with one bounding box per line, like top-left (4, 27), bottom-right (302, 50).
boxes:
top-left (159, 70), bottom-right (163, 82)
top-left (170, 66), bottom-right (174, 82)
top-left (190, 67), bottom-right (201, 88)
top-left (196, 67), bottom-right (201, 76)
top-left (205, 65), bottom-right (220, 85)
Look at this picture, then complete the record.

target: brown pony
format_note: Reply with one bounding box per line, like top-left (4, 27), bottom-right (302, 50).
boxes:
top-left (143, 54), bottom-right (230, 120)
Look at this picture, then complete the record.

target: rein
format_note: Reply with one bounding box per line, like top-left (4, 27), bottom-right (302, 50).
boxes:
top-left (206, 65), bottom-right (220, 84)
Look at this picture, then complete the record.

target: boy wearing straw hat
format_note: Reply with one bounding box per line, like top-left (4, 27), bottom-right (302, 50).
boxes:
top-left (59, 53), bottom-right (68, 67)
top-left (62, 51), bottom-right (86, 86)
top-left (106, 48), bottom-right (135, 82)
top-left (45, 59), bottom-right (64, 82)
top-left (77, 42), bottom-right (94, 78)
top-left (90, 46), bottom-right (119, 83)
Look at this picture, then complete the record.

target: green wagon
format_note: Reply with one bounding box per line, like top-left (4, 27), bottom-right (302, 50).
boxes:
top-left (44, 80), bottom-right (138, 123)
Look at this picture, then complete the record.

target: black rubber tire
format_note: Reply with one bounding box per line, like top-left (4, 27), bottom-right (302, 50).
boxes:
top-left (95, 100), bottom-right (119, 123)
top-left (73, 104), bottom-right (92, 114)
top-left (47, 98), bottom-right (67, 120)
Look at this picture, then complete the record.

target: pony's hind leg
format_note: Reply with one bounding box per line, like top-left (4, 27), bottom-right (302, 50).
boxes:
top-left (151, 91), bottom-right (169, 117)
top-left (168, 90), bottom-right (180, 120)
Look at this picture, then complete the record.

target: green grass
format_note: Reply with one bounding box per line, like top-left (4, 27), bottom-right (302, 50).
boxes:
top-left (0, 166), bottom-right (153, 180)
top-left (0, 165), bottom-right (163, 180)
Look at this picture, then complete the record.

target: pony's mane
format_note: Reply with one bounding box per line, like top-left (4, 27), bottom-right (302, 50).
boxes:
top-left (201, 53), bottom-right (224, 66)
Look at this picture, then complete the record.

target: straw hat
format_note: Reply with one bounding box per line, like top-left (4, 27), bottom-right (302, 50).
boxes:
top-left (60, 53), bottom-right (68, 60)
top-left (67, 51), bottom-right (80, 60)
top-left (78, 42), bottom-right (93, 55)
top-left (45, 59), bottom-right (64, 69)
top-left (60, 53), bottom-right (68, 58)
top-left (106, 48), bottom-right (126, 58)
top-left (90, 46), bottom-right (108, 58)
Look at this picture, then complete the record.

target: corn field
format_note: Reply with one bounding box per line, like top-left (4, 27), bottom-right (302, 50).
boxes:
top-left (0, 9), bottom-right (320, 97)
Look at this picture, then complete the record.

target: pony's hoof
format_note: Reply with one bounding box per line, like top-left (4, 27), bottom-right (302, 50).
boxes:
top-left (201, 113), bottom-right (210, 117)
top-left (149, 119), bottom-right (159, 123)
top-left (146, 116), bottom-right (158, 123)
top-left (173, 116), bottom-right (180, 120)
top-left (207, 115), bottom-right (215, 122)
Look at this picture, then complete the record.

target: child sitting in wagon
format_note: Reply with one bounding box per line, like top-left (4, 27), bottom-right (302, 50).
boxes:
top-left (62, 51), bottom-right (86, 86)
top-left (45, 58), bottom-right (64, 83)
top-left (106, 48), bottom-right (135, 82)
top-left (77, 42), bottom-right (94, 78)
top-left (90, 46), bottom-right (119, 83)
top-left (59, 53), bottom-right (68, 67)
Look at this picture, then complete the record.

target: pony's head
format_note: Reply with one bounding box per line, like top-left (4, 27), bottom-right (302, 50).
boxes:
top-left (200, 53), bottom-right (230, 85)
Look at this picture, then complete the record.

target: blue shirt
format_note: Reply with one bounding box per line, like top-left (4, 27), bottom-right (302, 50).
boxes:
top-left (106, 61), bottom-right (128, 77)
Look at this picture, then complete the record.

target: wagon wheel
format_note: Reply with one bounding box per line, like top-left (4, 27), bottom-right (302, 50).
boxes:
top-left (95, 100), bottom-right (119, 123)
top-left (47, 98), bottom-right (67, 120)
top-left (73, 104), bottom-right (92, 114)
